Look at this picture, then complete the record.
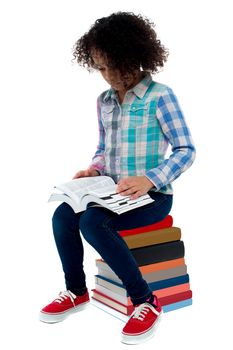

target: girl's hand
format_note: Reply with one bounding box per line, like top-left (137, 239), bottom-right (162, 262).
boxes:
top-left (116, 176), bottom-right (154, 200)
top-left (72, 168), bottom-right (100, 179)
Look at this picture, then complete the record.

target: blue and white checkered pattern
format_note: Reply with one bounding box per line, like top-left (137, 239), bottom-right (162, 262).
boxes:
top-left (90, 73), bottom-right (196, 194)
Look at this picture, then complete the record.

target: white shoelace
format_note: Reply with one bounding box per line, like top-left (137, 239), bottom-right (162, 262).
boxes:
top-left (54, 290), bottom-right (76, 305)
top-left (131, 303), bottom-right (160, 321)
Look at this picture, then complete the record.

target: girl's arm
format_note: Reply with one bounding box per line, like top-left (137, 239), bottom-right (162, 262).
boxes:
top-left (146, 87), bottom-right (196, 190)
top-left (88, 97), bottom-right (106, 174)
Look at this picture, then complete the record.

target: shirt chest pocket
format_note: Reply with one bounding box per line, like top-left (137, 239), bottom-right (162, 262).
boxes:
top-left (128, 103), bottom-right (155, 128)
top-left (101, 106), bottom-right (115, 130)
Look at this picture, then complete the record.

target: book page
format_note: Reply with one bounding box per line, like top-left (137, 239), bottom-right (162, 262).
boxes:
top-left (102, 193), bottom-right (154, 214)
top-left (82, 189), bottom-right (154, 215)
top-left (48, 193), bottom-right (81, 213)
top-left (54, 176), bottom-right (116, 203)
top-left (110, 195), bottom-right (154, 214)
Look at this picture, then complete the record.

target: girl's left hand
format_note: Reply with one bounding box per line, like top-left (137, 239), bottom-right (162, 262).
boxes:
top-left (116, 176), bottom-right (155, 200)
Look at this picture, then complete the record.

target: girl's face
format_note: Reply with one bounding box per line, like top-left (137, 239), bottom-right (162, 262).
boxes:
top-left (92, 51), bottom-right (141, 92)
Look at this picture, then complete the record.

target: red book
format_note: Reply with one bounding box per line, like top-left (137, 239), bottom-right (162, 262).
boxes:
top-left (119, 215), bottom-right (173, 237)
top-left (92, 289), bottom-right (192, 316)
top-left (92, 289), bottom-right (134, 315)
top-left (159, 290), bottom-right (192, 306)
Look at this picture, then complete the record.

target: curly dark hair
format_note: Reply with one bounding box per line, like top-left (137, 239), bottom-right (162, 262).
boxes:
top-left (73, 12), bottom-right (169, 74)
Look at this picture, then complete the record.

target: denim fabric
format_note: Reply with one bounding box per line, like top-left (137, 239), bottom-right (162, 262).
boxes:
top-left (52, 191), bottom-right (173, 305)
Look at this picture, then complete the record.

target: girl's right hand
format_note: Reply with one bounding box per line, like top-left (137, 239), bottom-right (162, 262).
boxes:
top-left (72, 168), bottom-right (100, 179)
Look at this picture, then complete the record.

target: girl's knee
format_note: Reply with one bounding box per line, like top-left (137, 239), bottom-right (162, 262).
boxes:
top-left (52, 203), bottom-right (75, 227)
top-left (79, 212), bottom-right (95, 234)
top-left (79, 210), bottom-right (105, 242)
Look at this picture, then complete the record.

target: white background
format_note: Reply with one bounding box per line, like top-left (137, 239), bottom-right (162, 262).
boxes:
top-left (0, 0), bottom-right (232, 349)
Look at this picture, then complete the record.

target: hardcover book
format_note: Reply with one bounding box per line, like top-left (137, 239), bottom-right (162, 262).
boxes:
top-left (119, 215), bottom-right (173, 236)
top-left (122, 227), bottom-right (182, 249)
top-left (92, 289), bottom-right (192, 316)
top-left (96, 264), bottom-right (187, 284)
top-left (94, 274), bottom-right (190, 296)
top-left (96, 257), bottom-right (186, 274)
top-left (94, 282), bottom-right (191, 305)
top-left (131, 240), bottom-right (185, 265)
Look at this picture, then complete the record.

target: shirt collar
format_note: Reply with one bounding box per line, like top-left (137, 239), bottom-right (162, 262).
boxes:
top-left (103, 72), bottom-right (152, 102)
top-left (130, 72), bottom-right (152, 99)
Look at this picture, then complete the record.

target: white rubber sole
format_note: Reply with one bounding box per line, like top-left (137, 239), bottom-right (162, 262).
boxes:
top-left (121, 312), bottom-right (162, 345)
top-left (39, 301), bottom-right (90, 323)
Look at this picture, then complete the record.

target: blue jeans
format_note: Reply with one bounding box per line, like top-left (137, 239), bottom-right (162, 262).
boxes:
top-left (52, 191), bottom-right (173, 305)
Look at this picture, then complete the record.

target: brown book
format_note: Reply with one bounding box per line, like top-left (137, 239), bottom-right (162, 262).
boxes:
top-left (123, 227), bottom-right (181, 249)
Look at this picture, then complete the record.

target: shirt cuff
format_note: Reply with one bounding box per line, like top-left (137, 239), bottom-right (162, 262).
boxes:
top-left (88, 165), bottom-right (105, 176)
top-left (145, 170), bottom-right (164, 191)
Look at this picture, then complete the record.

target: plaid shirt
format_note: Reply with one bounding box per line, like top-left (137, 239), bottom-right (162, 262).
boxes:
top-left (89, 73), bottom-right (196, 194)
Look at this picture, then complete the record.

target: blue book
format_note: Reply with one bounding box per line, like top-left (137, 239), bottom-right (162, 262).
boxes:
top-left (95, 274), bottom-right (190, 296)
top-left (163, 298), bottom-right (193, 312)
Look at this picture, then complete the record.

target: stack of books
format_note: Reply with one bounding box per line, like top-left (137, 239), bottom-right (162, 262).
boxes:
top-left (91, 215), bottom-right (192, 320)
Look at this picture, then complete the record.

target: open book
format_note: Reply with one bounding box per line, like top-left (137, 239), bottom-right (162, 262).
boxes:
top-left (48, 176), bottom-right (154, 215)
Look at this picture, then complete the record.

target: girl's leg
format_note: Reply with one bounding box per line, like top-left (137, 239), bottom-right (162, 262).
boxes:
top-left (79, 192), bottom-right (173, 305)
top-left (52, 203), bottom-right (87, 295)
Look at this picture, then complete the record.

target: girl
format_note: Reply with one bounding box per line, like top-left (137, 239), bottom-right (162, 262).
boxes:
top-left (39, 12), bottom-right (195, 345)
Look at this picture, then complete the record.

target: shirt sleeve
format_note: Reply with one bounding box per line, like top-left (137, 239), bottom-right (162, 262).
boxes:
top-left (145, 87), bottom-right (196, 190)
top-left (88, 97), bottom-right (106, 175)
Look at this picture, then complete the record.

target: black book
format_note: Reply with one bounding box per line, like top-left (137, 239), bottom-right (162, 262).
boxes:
top-left (131, 240), bottom-right (185, 266)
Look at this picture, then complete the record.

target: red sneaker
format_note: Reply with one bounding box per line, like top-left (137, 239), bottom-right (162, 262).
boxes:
top-left (121, 296), bottom-right (162, 345)
top-left (39, 290), bottom-right (90, 323)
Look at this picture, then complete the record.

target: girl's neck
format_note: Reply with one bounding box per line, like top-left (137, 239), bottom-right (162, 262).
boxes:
top-left (117, 90), bottom-right (126, 104)
top-left (117, 70), bottom-right (144, 104)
